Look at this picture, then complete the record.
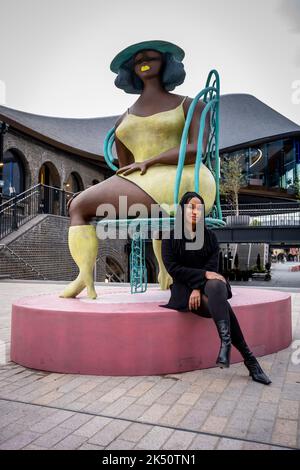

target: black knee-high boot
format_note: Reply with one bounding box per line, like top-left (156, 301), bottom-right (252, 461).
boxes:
top-left (215, 319), bottom-right (231, 368)
top-left (203, 281), bottom-right (232, 368)
top-left (228, 305), bottom-right (272, 385)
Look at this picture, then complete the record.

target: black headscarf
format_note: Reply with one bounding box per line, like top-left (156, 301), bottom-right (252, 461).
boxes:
top-left (171, 191), bottom-right (215, 258)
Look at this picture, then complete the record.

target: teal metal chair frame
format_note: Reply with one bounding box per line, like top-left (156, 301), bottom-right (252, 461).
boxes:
top-left (100, 69), bottom-right (225, 293)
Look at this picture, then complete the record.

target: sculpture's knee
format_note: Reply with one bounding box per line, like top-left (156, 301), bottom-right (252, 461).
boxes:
top-left (68, 195), bottom-right (90, 225)
top-left (68, 197), bottom-right (80, 217)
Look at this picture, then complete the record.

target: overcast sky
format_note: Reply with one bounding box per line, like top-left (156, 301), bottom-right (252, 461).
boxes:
top-left (0, 0), bottom-right (299, 124)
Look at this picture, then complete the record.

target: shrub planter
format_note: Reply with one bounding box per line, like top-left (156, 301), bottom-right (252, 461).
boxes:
top-left (226, 215), bottom-right (251, 226)
top-left (241, 270), bottom-right (250, 281)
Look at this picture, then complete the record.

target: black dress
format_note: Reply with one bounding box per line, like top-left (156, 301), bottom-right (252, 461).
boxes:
top-left (159, 227), bottom-right (232, 312)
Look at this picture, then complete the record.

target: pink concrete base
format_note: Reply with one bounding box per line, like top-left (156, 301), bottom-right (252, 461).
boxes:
top-left (11, 286), bottom-right (292, 376)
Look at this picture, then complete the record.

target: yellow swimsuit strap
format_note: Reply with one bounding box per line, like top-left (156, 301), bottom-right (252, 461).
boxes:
top-left (127, 95), bottom-right (188, 116)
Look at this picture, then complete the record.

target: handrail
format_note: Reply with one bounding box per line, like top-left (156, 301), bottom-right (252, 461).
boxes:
top-left (0, 183), bottom-right (42, 210)
top-left (0, 183), bottom-right (73, 240)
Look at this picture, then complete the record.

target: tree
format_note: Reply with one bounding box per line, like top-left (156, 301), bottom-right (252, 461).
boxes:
top-left (256, 253), bottom-right (261, 270)
top-left (219, 155), bottom-right (247, 215)
top-left (293, 173), bottom-right (300, 200)
top-left (234, 253), bottom-right (239, 269)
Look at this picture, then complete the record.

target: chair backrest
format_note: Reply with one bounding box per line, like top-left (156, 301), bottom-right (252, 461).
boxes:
top-left (103, 69), bottom-right (223, 226)
top-left (173, 69), bottom-right (222, 223)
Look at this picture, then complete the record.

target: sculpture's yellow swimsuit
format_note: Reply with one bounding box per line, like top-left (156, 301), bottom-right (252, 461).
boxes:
top-left (115, 96), bottom-right (216, 216)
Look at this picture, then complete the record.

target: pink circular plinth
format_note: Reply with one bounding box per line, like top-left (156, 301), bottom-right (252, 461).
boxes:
top-left (11, 286), bottom-right (292, 376)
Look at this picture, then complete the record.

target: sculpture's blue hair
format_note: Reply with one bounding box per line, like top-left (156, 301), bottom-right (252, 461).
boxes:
top-left (114, 52), bottom-right (186, 94)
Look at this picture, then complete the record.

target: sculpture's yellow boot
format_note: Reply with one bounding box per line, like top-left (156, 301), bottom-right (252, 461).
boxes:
top-left (60, 225), bottom-right (98, 299)
top-left (152, 238), bottom-right (173, 290)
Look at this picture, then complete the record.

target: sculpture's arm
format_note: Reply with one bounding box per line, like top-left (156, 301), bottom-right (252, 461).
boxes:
top-left (114, 116), bottom-right (135, 168)
top-left (146, 99), bottom-right (210, 167)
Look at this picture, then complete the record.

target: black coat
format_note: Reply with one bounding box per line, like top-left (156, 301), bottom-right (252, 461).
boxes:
top-left (159, 228), bottom-right (232, 312)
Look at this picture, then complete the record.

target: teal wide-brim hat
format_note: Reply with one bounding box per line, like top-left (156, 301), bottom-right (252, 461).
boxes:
top-left (110, 40), bottom-right (185, 73)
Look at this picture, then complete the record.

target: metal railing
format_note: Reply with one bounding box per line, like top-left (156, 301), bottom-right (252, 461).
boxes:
top-left (1, 182), bottom-right (299, 242)
top-left (221, 201), bottom-right (300, 227)
top-left (0, 183), bottom-right (73, 240)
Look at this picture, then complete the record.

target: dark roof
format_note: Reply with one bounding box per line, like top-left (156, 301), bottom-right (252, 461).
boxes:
top-left (219, 94), bottom-right (300, 151)
top-left (0, 94), bottom-right (299, 163)
top-left (0, 105), bottom-right (117, 164)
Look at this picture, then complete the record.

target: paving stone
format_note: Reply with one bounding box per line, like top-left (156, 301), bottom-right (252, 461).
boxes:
top-left (211, 399), bottom-right (237, 418)
top-left (247, 418), bottom-right (275, 442)
top-left (156, 391), bottom-right (182, 406)
top-left (134, 426), bottom-right (174, 450)
top-left (201, 415), bottom-right (228, 434)
top-left (126, 381), bottom-right (156, 397)
top-left (52, 433), bottom-right (88, 450)
top-left (271, 432), bottom-right (297, 448)
top-left (105, 439), bottom-right (136, 450)
top-left (273, 418), bottom-right (298, 436)
top-left (89, 419), bottom-right (131, 446)
top-left (135, 380), bottom-right (180, 406)
top-left (32, 426), bottom-right (74, 448)
top-left (179, 409), bottom-right (209, 431)
top-left (157, 404), bottom-right (190, 426)
top-left (139, 403), bottom-right (171, 422)
top-left (176, 392), bottom-right (201, 406)
top-left (79, 443), bottom-right (105, 450)
top-left (30, 410), bottom-right (75, 433)
top-left (101, 396), bottom-right (137, 416)
top-left (119, 404), bottom-right (149, 420)
top-left (74, 416), bottom-right (112, 438)
top-left (278, 400), bottom-right (299, 420)
top-left (60, 413), bottom-right (93, 431)
top-left (242, 441), bottom-right (271, 450)
top-left (216, 437), bottom-right (245, 450)
top-left (0, 430), bottom-right (41, 450)
top-left (163, 430), bottom-right (196, 450)
top-left (254, 402), bottom-right (278, 421)
top-left (119, 422), bottom-right (153, 442)
top-left (188, 433), bottom-right (219, 450)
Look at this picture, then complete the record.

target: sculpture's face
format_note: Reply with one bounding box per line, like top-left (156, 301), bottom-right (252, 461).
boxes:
top-left (185, 197), bottom-right (204, 226)
top-left (133, 49), bottom-right (163, 81)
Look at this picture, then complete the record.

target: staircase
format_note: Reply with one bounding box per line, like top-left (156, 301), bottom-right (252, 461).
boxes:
top-left (0, 243), bottom-right (47, 280)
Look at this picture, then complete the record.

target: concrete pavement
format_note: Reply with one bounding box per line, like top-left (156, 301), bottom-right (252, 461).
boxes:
top-left (0, 277), bottom-right (299, 450)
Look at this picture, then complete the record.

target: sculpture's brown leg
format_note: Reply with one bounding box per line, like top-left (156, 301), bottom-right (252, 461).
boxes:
top-left (61, 175), bottom-right (169, 298)
top-left (68, 175), bottom-right (165, 224)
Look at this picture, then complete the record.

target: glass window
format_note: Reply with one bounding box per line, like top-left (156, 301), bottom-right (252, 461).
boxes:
top-left (3, 150), bottom-right (24, 196)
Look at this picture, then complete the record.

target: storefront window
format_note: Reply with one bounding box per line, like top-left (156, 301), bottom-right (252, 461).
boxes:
top-left (221, 137), bottom-right (298, 193)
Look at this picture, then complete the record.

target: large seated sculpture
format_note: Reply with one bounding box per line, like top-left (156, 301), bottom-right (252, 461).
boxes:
top-left (10, 40), bottom-right (292, 377)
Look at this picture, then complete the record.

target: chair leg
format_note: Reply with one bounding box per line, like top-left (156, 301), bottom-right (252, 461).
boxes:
top-left (152, 239), bottom-right (173, 290)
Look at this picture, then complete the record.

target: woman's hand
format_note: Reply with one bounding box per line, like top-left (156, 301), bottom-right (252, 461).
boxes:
top-left (116, 161), bottom-right (149, 176)
top-left (205, 271), bottom-right (227, 283)
top-left (189, 289), bottom-right (201, 311)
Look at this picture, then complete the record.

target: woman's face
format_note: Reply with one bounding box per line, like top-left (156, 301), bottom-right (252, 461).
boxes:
top-left (185, 197), bottom-right (204, 226)
top-left (133, 49), bottom-right (163, 82)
